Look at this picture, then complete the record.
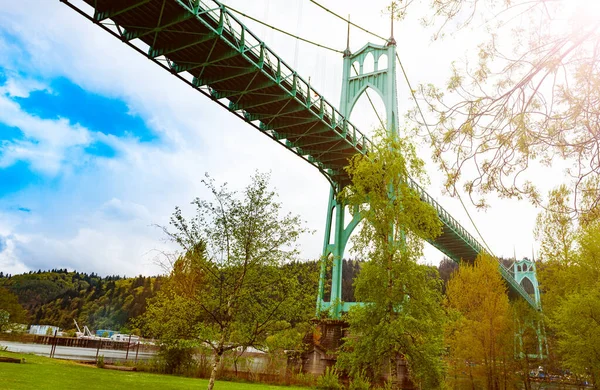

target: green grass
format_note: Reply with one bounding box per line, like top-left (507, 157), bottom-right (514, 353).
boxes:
top-left (0, 351), bottom-right (307, 390)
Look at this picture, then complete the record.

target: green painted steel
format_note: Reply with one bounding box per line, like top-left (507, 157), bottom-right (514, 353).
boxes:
top-left (341, 43), bottom-right (399, 136)
top-left (317, 39), bottom-right (400, 318)
top-left (513, 258), bottom-right (547, 359)
top-left (513, 258), bottom-right (541, 306)
top-left (61, 0), bottom-right (539, 312)
top-left (514, 258), bottom-right (547, 358)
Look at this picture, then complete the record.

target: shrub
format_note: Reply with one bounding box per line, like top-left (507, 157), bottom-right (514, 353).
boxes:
top-left (350, 371), bottom-right (370, 390)
top-left (96, 355), bottom-right (105, 368)
top-left (193, 353), bottom-right (212, 378)
top-left (290, 372), bottom-right (316, 387)
top-left (158, 343), bottom-right (195, 374)
top-left (316, 366), bottom-right (341, 390)
top-left (131, 357), bottom-right (161, 373)
top-left (377, 380), bottom-right (393, 390)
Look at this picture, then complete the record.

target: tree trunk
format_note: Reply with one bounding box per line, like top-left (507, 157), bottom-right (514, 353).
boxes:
top-left (207, 349), bottom-right (223, 390)
top-left (387, 250), bottom-right (398, 388)
top-left (469, 365), bottom-right (475, 390)
top-left (390, 353), bottom-right (399, 388)
top-left (483, 355), bottom-right (492, 390)
top-left (523, 356), bottom-right (531, 390)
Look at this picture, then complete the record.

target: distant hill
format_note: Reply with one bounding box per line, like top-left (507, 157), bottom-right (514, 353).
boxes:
top-left (0, 270), bottom-right (165, 333)
top-left (0, 258), bottom-right (457, 333)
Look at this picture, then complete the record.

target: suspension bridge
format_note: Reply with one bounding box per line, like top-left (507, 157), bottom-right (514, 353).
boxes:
top-left (60, 0), bottom-right (541, 315)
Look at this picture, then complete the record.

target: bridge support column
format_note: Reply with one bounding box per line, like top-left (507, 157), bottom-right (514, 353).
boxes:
top-left (513, 258), bottom-right (548, 359)
top-left (316, 22), bottom-right (399, 320)
top-left (316, 187), bottom-right (361, 319)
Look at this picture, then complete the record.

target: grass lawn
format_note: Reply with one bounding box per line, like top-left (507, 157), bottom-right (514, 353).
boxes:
top-left (0, 351), bottom-right (308, 390)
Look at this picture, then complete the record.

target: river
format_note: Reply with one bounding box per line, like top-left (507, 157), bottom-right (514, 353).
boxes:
top-left (0, 340), bottom-right (155, 362)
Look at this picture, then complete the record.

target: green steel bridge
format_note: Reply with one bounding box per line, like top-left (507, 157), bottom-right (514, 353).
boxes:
top-left (61, 0), bottom-right (539, 311)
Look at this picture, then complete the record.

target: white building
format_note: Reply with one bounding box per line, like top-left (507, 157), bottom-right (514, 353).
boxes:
top-left (29, 325), bottom-right (60, 336)
top-left (110, 333), bottom-right (140, 343)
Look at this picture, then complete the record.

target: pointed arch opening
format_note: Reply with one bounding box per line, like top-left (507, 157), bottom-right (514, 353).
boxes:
top-left (520, 325), bottom-right (539, 356)
top-left (378, 53), bottom-right (388, 70)
top-left (362, 52), bottom-right (375, 74)
top-left (520, 276), bottom-right (535, 296)
top-left (321, 205), bottom-right (365, 304)
top-left (348, 84), bottom-right (387, 137)
top-left (341, 205), bottom-right (365, 303)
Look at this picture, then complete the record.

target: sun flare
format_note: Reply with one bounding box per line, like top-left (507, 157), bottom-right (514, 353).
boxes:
top-left (568, 0), bottom-right (600, 26)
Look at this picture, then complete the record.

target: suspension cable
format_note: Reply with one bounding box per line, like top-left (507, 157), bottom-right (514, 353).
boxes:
top-left (225, 2), bottom-right (388, 134)
top-left (395, 52), bottom-right (497, 258)
top-left (308, 0), bottom-right (388, 42)
top-left (223, 1), bottom-right (494, 261)
top-left (225, 4), bottom-right (344, 54)
top-left (351, 63), bottom-right (386, 131)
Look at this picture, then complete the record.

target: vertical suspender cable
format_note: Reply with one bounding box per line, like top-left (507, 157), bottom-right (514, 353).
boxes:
top-left (293, 0), bottom-right (303, 68)
top-left (262, 0), bottom-right (271, 42)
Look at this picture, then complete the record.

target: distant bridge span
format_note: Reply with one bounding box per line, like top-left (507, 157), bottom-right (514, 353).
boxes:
top-left (61, 0), bottom-right (538, 309)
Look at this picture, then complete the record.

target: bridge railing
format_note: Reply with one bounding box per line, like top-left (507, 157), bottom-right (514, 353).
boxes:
top-left (174, 0), bottom-right (534, 309)
top-left (406, 179), bottom-right (538, 309)
top-left (179, 0), bottom-right (374, 161)
top-left (72, 0), bottom-right (535, 309)
top-left (186, 0), bottom-right (536, 310)
top-left (406, 179), bottom-right (484, 254)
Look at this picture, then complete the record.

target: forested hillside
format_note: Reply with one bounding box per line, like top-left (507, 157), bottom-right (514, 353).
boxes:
top-left (0, 261), bottom-right (319, 334)
top-left (0, 270), bottom-right (165, 332)
top-left (0, 258), bottom-right (457, 334)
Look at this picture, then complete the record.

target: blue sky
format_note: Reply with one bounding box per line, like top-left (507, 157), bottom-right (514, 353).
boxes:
top-left (0, 0), bottom-right (339, 276)
top-left (0, 0), bottom-right (549, 276)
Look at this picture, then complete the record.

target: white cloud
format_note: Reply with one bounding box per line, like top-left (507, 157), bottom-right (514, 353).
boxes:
top-left (0, 237), bottom-right (28, 275)
top-left (0, 92), bottom-right (92, 175)
top-left (11, 227), bottom-right (166, 276)
top-left (0, 0), bottom-right (561, 278)
top-left (100, 198), bottom-right (150, 221)
top-left (0, 77), bottom-right (48, 98)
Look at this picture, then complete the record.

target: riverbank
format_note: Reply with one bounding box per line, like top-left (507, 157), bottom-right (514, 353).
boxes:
top-left (0, 351), bottom-right (307, 390)
top-left (0, 340), bottom-right (155, 362)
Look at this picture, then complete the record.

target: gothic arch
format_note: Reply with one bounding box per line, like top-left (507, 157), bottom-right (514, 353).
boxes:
top-left (347, 83), bottom-right (386, 119)
top-left (520, 276), bottom-right (535, 296)
top-left (378, 53), bottom-right (388, 70)
top-left (362, 52), bottom-right (375, 73)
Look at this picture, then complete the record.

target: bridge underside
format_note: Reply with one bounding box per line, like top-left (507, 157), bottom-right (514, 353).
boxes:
top-left (63, 0), bottom-right (538, 310)
top-left (72, 0), bottom-right (371, 189)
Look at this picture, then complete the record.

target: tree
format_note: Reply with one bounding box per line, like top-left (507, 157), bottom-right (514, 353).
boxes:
top-left (0, 287), bottom-right (28, 329)
top-left (512, 300), bottom-right (546, 390)
top-left (392, 0), bottom-right (600, 215)
top-left (0, 310), bottom-right (9, 332)
top-left (445, 254), bottom-right (514, 390)
top-left (438, 257), bottom-right (459, 294)
top-left (138, 260), bottom-right (209, 374)
top-left (534, 186), bottom-right (581, 315)
top-left (539, 215), bottom-right (600, 387)
top-left (142, 172), bottom-right (313, 390)
top-left (336, 131), bottom-right (446, 388)
top-left (535, 185), bottom-right (578, 265)
top-left (553, 289), bottom-right (600, 387)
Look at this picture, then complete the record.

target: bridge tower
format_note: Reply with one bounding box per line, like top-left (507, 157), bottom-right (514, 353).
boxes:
top-left (513, 258), bottom-right (541, 306)
top-left (513, 258), bottom-right (547, 358)
top-left (316, 18), bottom-right (399, 319)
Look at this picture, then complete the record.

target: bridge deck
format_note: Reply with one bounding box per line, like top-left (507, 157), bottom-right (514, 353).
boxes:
top-left (62, 0), bottom-right (537, 309)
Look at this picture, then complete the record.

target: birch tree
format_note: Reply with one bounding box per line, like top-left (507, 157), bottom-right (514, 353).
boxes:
top-left (143, 172), bottom-right (313, 390)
